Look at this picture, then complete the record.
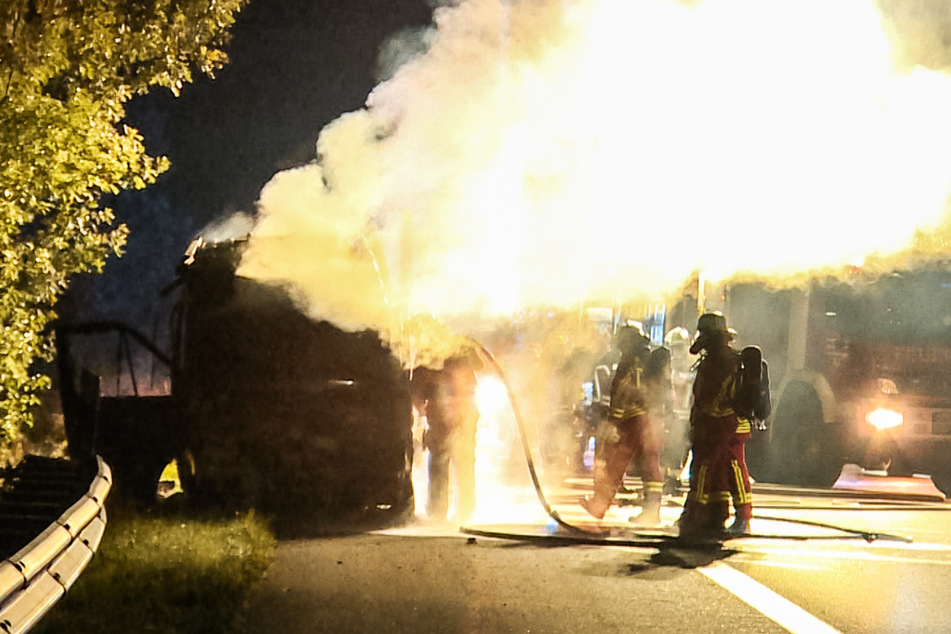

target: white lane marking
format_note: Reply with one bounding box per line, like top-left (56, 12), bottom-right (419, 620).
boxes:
top-left (700, 560), bottom-right (841, 634)
top-left (736, 544), bottom-right (951, 566)
top-left (868, 540), bottom-right (951, 553)
top-left (739, 559), bottom-right (824, 571)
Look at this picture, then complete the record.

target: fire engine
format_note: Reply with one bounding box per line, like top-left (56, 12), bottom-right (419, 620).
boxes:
top-left (669, 267), bottom-right (951, 496)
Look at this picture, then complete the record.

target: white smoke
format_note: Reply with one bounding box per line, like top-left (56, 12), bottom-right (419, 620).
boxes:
top-left (238, 0), bottom-right (951, 340)
top-left (198, 211), bottom-right (255, 243)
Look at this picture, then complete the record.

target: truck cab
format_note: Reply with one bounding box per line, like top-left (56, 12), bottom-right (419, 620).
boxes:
top-left (713, 269), bottom-right (951, 494)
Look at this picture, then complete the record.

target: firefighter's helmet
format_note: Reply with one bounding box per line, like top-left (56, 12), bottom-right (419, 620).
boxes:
top-left (690, 311), bottom-right (736, 354)
top-left (614, 324), bottom-right (649, 355)
top-left (664, 327), bottom-right (690, 348)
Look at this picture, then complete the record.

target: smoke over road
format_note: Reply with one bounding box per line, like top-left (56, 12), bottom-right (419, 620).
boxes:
top-left (236, 0), bottom-right (951, 346)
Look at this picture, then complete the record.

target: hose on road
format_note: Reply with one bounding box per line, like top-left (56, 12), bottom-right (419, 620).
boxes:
top-left (471, 340), bottom-right (607, 537)
top-left (466, 339), bottom-right (919, 547)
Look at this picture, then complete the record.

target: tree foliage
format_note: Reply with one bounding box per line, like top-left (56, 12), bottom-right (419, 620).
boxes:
top-left (0, 0), bottom-right (247, 453)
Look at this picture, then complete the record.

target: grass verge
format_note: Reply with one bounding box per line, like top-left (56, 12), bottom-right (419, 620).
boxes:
top-left (32, 503), bottom-right (276, 634)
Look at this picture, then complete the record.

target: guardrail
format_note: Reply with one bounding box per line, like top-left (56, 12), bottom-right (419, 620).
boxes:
top-left (0, 456), bottom-right (111, 633)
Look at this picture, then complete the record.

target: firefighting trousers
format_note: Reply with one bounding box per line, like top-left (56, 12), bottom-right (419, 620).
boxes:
top-left (682, 418), bottom-right (753, 529)
top-left (427, 428), bottom-right (476, 522)
top-left (592, 414), bottom-right (664, 505)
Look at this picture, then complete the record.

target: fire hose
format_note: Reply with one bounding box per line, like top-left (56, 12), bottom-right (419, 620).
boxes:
top-left (471, 340), bottom-right (607, 537)
top-left (468, 339), bottom-right (917, 546)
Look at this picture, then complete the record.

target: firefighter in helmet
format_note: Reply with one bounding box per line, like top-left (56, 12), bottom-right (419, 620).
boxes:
top-left (665, 326), bottom-right (694, 415)
top-left (660, 326), bottom-right (693, 491)
top-left (580, 325), bottom-right (665, 525)
top-left (678, 311), bottom-right (768, 538)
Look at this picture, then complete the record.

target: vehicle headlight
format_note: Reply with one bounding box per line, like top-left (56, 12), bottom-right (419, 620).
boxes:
top-left (865, 407), bottom-right (903, 430)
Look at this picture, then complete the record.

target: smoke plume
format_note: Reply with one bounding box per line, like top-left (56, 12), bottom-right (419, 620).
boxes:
top-left (237, 0), bottom-right (951, 348)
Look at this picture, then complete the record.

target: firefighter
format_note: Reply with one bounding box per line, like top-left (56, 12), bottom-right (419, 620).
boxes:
top-left (410, 350), bottom-right (481, 524)
top-left (666, 327), bottom-right (694, 417)
top-left (677, 311), bottom-right (768, 538)
top-left (660, 326), bottom-right (693, 492)
top-left (580, 325), bottom-right (665, 525)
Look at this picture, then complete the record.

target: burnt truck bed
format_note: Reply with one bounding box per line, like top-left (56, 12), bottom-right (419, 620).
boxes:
top-left (58, 240), bottom-right (414, 529)
top-left (178, 272), bottom-right (414, 526)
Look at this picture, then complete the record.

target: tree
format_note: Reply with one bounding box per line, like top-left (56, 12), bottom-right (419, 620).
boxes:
top-left (0, 0), bottom-right (247, 457)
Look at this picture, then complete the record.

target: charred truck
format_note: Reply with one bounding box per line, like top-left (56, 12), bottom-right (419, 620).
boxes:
top-left (675, 266), bottom-right (951, 494)
top-left (57, 238), bottom-right (414, 527)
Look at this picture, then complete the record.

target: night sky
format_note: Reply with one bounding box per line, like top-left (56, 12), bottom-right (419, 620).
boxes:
top-left (60, 0), bottom-right (433, 334)
top-left (162, 0), bottom-right (433, 224)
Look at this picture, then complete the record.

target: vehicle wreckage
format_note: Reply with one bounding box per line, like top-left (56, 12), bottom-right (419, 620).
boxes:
top-left (56, 238), bottom-right (414, 528)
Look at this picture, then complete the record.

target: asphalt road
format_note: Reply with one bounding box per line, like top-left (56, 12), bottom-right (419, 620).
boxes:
top-left (724, 491), bottom-right (951, 633)
top-left (237, 477), bottom-right (951, 633)
top-left (236, 529), bottom-right (785, 633)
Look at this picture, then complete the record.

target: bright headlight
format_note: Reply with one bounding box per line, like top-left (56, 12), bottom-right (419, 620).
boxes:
top-left (866, 407), bottom-right (903, 430)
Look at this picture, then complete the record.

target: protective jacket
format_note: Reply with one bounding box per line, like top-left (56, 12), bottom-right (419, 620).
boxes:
top-left (609, 345), bottom-right (651, 421)
top-left (582, 343), bottom-right (664, 523)
top-left (681, 347), bottom-right (754, 534)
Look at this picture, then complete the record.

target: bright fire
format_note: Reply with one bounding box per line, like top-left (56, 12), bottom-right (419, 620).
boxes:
top-left (238, 0), bottom-right (951, 342)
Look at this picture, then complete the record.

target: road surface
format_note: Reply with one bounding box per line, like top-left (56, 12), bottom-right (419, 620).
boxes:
top-left (237, 477), bottom-right (951, 633)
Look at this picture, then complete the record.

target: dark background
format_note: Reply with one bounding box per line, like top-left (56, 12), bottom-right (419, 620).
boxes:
top-left (59, 0), bottom-right (434, 341)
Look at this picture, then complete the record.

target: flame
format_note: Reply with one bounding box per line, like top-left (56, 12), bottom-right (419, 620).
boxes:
top-left (237, 0), bottom-right (951, 342)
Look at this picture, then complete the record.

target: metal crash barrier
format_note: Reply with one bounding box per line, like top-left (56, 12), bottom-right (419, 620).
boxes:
top-left (0, 457), bottom-right (111, 633)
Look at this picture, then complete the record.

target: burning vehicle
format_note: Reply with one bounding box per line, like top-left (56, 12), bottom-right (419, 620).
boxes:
top-left (56, 238), bottom-right (414, 527)
top-left (678, 267), bottom-right (951, 496)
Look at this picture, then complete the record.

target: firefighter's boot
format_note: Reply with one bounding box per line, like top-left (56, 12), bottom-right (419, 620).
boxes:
top-left (663, 469), bottom-right (682, 496)
top-left (630, 481), bottom-right (663, 527)
top-left (728, 503), bottom-right (752, 537)
top-left (581, 478), bottom-right (617, 519)
top-left (676, 498), bottom-right (704, 537)
top-left (702, 499), bottom-right (729, 538)
top-left (580, 493), bottom-right (612, 520)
